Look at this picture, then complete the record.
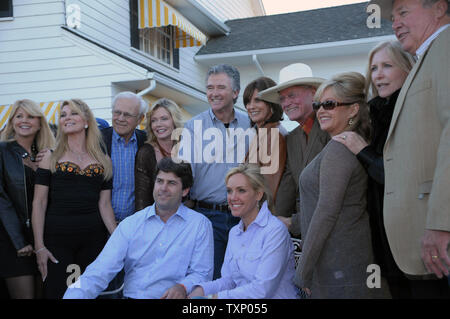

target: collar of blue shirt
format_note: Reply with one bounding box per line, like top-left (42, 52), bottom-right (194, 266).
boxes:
top-left (237, 201), bottom-right (270, 233)
top-left (145, 203), bottom-right (189, 222)
top-left (112, 128), bottom-right (137, 143)
top-left (208, 107), bottom-right (246, 125)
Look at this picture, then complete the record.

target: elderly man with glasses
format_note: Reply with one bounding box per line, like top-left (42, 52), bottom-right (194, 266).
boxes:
top-left (101, 92), bottom-right (148, 223)
top-left (98, 92), bottom-right (148, 299)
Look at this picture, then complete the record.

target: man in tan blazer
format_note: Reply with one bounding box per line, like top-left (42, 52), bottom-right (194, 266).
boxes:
top-left (258, 64), bottom-right (329, 234)
top-left (370, 0), bottom-right (450, 297)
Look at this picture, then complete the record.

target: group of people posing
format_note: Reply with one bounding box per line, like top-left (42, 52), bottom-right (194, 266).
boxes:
top-left (0, 0), bottom-right (449, 299)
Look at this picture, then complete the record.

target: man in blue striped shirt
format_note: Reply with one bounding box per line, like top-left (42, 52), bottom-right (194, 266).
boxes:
top-left (101, 92), bottom-right (147, 222)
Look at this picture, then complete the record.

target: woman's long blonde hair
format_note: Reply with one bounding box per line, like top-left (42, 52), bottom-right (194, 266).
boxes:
top-left (0, 99), bottom-right (55, 151)
top-left (145, 98), bottom-right (184, 144)
top-left (51, 99), bottom-right (112, 179)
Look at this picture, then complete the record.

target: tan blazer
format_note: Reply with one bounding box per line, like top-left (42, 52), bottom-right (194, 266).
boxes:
top-left (275, 119), bottom-right (329, 217)
top-left (383, 27), bottom-right (450, 276)
top-left (245, 122), bottom-right (287, 206)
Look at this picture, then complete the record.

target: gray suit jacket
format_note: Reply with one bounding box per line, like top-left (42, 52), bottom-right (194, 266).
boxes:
top-left (383, 27), bottom-right (450, 276)
top-left (274, 119), bottom-right (329, 219)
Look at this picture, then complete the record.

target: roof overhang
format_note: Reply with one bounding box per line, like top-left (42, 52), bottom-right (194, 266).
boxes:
top-left (195, 34), bottom-right (396, 65)
top-left (61, 27), bottom-right (209, 115)
top-left (114, 75), bottom-right (209, 116)
top-left (164, 0), bottom-right (230, 36)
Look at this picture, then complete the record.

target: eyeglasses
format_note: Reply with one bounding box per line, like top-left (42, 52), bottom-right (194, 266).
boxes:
top-left (112, 110), bottom-right (139, 119)
top-left (312, 100), bottom-right (356, 111)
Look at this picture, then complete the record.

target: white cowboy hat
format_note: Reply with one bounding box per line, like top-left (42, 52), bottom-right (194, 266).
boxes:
top-left (368, 0), bottom-right (394, 20)
top-left (258, 63), bottom-right (325, 104)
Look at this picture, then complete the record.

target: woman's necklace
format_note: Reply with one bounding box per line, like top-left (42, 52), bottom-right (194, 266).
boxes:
top-left (69, 148), bottom-right (87, 162)
top-left (156, 140), bottom-right (173, 158)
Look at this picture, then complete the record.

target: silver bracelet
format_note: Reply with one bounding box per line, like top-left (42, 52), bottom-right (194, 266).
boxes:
top-left (34, 247), bottom-right (47, 254)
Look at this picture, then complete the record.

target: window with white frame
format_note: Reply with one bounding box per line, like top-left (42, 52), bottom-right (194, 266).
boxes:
top-left (0, 0), bottom-right (13, 18)
top-left (139, 26), bottom-right (174, 66)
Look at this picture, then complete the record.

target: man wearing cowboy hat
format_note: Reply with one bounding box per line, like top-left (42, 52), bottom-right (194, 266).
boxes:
top-left (368, 0), bottom-right (450, 298)
top-left (258, 63), bottom-right (329, 235)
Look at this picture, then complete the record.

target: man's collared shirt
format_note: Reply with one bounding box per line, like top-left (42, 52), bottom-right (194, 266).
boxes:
top-left (111, 129), bottom-right (138, 221)
top-left (181, 108), bottom-right (251, 204)
top-left (301, 114), bottom-right (315, 140)
top-left (197, 201), bottom-right (298, 299)
top-left (416, 24), bottom-right (450, 58)
top-left (63, 204), bottom-right (214, 299)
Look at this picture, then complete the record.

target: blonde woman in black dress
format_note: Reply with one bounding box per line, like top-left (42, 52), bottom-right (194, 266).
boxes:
top-left (32, 99), bottom-right (116, 299)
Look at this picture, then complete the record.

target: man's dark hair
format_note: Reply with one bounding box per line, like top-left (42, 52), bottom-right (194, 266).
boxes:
top-left (156, 157), bottom-right (193, 190)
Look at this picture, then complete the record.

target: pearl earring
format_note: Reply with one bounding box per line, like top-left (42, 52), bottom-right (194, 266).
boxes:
top-left (85, 124), bottom-right (88, 129)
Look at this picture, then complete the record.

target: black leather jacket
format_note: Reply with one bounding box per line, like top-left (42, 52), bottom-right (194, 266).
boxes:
top-left (0, 141), bottom-right (33, 250)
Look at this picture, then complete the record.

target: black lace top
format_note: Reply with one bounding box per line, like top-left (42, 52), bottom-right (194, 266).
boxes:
top-left (35, 162), bottom-right (112, 235)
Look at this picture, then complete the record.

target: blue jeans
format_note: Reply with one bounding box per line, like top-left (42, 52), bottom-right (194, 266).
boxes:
top-left (196, 208), bottom-right (239, 280)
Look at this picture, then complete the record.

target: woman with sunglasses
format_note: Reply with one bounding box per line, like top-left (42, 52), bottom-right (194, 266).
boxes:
top-left (332, 41), bottom-right (414, 298)
top-left (294, 72), bottom-right (390, 299)
top-left (0, 99), bottom-right (55, 298)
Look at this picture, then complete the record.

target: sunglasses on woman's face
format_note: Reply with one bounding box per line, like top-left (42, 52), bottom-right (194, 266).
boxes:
top-left (312, 100), bottom-right (355, 111)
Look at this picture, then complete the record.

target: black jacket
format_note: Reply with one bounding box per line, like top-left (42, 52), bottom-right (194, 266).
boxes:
top-left (356, 90), bottom-right (402, 278)
top-left (100, 127), bottom-right (147, 157)
top-left (0, 141), bottom-right (33, 250)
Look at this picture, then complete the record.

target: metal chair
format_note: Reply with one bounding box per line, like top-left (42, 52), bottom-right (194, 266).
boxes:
top-left (291, 237), bottom-right (302, 268)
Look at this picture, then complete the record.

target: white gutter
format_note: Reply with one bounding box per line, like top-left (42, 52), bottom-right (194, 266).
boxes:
top-left (152, 72), bottom-right (207, 102)
top-left (138, 73), bottom-right (156, 97)
top-left (252, 54), bottom-right (265, 76)
top-left (195, 35), bottom-right (395, 61)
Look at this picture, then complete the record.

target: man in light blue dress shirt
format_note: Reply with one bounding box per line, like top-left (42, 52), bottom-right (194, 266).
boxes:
top-left (180, 64), bottom-right (252, 279)
top-left (63, 158), bottom-right (214, 299)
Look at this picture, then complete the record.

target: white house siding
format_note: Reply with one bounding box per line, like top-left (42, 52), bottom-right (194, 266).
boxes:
top-left (0, 0), bottom-right (152, 123)
top-left (0, 0), bottom-right (265, 125)
top-left (195, 0), bottom-right (263, 21)
top-left (63, 0), bottom-right (212, 98)
top-left (0, 0), bottom-right (66, 109)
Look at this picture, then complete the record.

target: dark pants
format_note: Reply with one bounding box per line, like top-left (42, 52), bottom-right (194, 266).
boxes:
top-left (44, 230), bottom-right (106, 299)
top-left (195, 207), bottom-right (239, 279)
top-left (408, 277), bottom-right (450, 299)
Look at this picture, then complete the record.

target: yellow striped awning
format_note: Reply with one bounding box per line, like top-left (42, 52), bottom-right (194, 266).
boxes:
top-left (0, 102), bottom-right (61, 130)
top-left (138, 0), bottom-right (207, 48)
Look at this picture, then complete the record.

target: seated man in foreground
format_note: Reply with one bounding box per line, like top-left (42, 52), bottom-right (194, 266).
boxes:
top-left (63, 158), bottom-right (214, 299)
